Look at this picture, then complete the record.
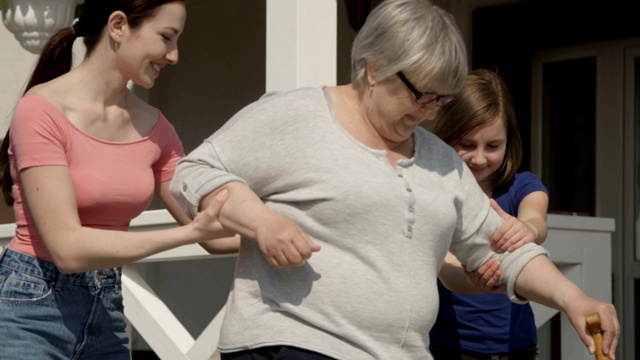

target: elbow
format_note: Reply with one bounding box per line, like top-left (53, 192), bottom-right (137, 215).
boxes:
top-left (168, 176), bottom-right (181, 199)
top-left (169, 178), bottom-right (198, 219)
top-left (50, 255), bottom-right (85, 274)
top-left (536, 228), bottom-right (549, 245)
top-left (199, 235), bottom-right (240, 255)
top-left (204, 247), bottom-right (239, 255)
top-left (47, 246), bottom-right (87, 274)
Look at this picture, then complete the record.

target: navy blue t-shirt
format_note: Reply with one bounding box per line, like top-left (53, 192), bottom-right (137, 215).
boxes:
top-left (429, 171), bottom-right (548, 354)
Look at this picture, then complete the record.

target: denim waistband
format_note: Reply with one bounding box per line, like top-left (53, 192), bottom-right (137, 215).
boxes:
top-left (0, 247), bottom-right (121, 288)
top-left (431, 344), bottom-right (538, 360)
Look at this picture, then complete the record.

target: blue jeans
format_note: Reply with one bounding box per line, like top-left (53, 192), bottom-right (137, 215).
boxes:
top-left (0, 248), bottom-right (130, 359)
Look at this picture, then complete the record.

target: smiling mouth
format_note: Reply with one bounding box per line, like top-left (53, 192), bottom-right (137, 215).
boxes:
top-left (406, 114), bottom-right (424, 124)
top-left (151, 63), bottom-right (161, 75)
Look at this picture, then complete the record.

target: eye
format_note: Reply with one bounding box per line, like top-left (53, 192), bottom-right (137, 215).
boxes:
top-left (486, 141), bottom-right (505, 150)
top-left (458, 143), bottom-right (474, 150)
top-left (161, 34), bottom-right (171, 41)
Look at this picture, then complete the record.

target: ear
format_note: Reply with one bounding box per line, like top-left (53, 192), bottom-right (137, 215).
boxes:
top-left (107, 11), bottom-right (128, 43)
top-left (365, 58), bottom-right (377, 87)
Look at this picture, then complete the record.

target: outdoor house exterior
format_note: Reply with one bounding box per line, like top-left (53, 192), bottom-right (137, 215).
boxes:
top-left (1, 0), bottom-right (637, 359)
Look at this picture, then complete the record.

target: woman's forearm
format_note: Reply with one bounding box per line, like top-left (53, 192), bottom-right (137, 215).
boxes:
top-left (198, 181), bottom-right (271, 238)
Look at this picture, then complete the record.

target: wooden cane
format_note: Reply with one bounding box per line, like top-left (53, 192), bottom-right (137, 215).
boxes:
top-left (586, 313), bottom-right (610, 360)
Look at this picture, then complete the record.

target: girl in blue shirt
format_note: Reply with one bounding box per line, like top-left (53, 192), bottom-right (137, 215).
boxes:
top-left (429, 68), bottom-right (549, 360)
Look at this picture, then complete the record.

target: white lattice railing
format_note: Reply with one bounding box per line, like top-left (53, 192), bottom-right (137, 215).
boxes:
top-left (0, 211), bottom-right (614, 360)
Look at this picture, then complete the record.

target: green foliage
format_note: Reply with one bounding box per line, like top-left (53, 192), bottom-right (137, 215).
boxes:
top-left (0, 0), bottom-right (5, 11)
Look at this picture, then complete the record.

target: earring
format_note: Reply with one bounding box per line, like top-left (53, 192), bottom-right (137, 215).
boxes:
top-left (114, 35), bottom-right (121, 51)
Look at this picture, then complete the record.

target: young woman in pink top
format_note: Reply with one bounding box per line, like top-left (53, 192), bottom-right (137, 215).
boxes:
top-left (0, 1), bottom-right (233, 358)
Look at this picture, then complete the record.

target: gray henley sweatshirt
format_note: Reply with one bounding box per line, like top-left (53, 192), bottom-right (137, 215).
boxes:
top-left (170, 87), bottom-right (548, 360)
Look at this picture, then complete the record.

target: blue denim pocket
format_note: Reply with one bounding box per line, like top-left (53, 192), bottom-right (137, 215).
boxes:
top-left (0, 268), bottom-right (52, 302)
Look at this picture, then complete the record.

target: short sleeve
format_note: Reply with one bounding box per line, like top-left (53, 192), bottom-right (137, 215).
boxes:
top-left (151, 112), bottom-right (185, 183)
top-left (9, 96), bottom-right (69, 171)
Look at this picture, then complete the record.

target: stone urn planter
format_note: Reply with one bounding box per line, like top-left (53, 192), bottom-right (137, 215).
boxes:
top-left (2, 0), bottom-right (80, 54)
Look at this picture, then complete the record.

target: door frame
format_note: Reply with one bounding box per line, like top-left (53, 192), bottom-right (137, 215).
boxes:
top-left (532, 37), bottom-right (640, 359)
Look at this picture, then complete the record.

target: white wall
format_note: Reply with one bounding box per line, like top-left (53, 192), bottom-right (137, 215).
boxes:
top-left (0, 24), bottom-right (37, 135)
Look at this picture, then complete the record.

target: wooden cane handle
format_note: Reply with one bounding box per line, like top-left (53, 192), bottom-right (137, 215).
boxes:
top-left (586, 313), bottom-right (610, 360)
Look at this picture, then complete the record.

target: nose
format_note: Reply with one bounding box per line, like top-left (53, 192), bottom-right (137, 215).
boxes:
top-left (165, 44), bottom-right (179, 65)
top-left (469, 149), bottom-right (487, 166)
top-left (418, 102), bottom-right (440, 121)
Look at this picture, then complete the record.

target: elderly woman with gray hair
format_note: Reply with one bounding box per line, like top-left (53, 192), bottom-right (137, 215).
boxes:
top-left (170, 0), bottom-right (619, 359)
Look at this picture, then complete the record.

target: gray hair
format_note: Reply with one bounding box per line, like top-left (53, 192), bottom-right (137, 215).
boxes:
top-left (351, 0), bottom-right (468, 94)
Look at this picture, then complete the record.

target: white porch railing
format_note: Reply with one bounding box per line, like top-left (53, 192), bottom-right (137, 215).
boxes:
top-left (125, 210), bottom-right (235, 360)
top-left (0, 209), bottom-right (235, 360)
top-left (534, 214), bottom-right (614, 360)
top-left (0, 211), bottom-right (615, 360)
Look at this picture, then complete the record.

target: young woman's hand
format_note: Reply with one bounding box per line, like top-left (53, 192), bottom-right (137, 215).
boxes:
top-left (190, 190), bottom-right (236, 241)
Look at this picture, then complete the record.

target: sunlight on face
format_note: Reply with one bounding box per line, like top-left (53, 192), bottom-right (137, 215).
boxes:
top-left (453, 116), bottom-right (507, 186)
top-left (123, 2), bottom-right (186, 89)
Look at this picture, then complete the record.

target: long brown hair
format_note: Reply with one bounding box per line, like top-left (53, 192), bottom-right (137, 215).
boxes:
top-left (0, 0), bottom-right (186, 205)
top-left (430, 68), bottom-right (522, 189)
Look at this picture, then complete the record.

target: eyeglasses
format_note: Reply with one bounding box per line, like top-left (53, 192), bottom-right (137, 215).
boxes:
top-left (396, 71), bottom-right (454, 106)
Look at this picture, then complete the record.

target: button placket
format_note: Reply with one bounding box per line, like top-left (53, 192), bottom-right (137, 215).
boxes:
top-left (397, 168), bottom-right (415, 239)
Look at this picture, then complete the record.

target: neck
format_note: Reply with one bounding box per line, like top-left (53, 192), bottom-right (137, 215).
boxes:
top-left (71, 64), bottom-right (130, 106)
top-left (330, 84), bottom-right (408, 151)
top-left (71, 43), bottom-right (130, 106)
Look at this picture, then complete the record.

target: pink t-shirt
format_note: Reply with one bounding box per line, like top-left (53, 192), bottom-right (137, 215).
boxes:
top-left (7, 95), bottom-right (184, 261)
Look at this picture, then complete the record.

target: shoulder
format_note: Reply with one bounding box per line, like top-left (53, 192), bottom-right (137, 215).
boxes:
top-left (222, 87), bottom-right (328, 131)
top-left (415, 127), bottom-right (453, 155)
top-left (152, 111), bottom-right (179, 138)
top-left (10, 96), bottom-right (72, 148)
top-left (257, 87), bottom-right (326, 110)
top-left (12, 95), bottom-right (67, 125)
top-left (513, 172), bottom-right (546, 189)
top-left (23, 76), bottom-right (72, 109)
top-left (15, 95), bottom-right (57, 111)
top-left (496, 171), bottom-right (548, 199)
top-left (129, 92), bottom-right (164, 128)
top-left (414, 127), bottom-right (466, 177)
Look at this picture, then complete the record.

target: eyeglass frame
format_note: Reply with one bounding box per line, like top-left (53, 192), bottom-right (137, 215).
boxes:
top-left (396, 71), bottom-right (455, 106)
